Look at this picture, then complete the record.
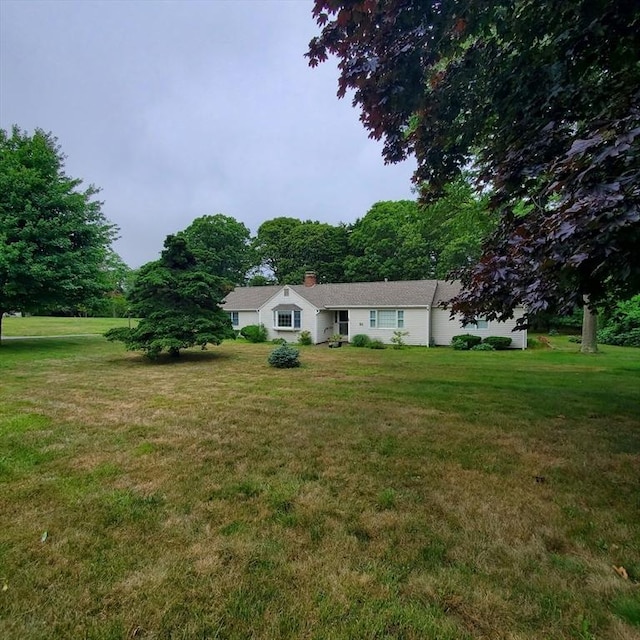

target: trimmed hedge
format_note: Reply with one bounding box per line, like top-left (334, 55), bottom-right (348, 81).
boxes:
top-left (483, 336), bottom-right (512, 350)
top-left (451, 334), bottom-right (482, 350)
top-left (471, 343), bottom-right (495, 351)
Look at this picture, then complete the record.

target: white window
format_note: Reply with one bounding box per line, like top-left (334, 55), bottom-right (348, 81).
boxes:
top-left (227, 311), bottom-right (239, 327)
top-left (274, 309), bottom-right (301, 329)
top-left (463, 316), bottom-right (489, 330)
top-left (369, 310), bottom-right (405, 329)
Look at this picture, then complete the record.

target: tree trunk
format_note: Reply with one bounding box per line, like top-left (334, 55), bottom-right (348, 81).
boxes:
top-left (581, 300), bottom-right (598, 353)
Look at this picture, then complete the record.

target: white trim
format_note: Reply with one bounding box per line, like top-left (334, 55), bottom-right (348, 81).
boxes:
top-left (273, 308), bottom-right (301, 330)
top-left (426, 304), bottom-right (430, 347)
top-left (369, 309), bottom-right (405, 330)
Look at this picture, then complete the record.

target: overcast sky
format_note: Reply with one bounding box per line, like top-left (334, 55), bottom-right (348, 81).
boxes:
top-left (0, 0), bottom-right (416, 268)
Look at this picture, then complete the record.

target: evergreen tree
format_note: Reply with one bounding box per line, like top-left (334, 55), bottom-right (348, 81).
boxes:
top-left (105, 235), bottom-right (234, 358)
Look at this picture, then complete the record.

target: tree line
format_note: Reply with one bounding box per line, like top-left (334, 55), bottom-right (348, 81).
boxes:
top-left (180, 178), bottom-right (497, 289)
top-left (0, 125), bottom-right (498, 322)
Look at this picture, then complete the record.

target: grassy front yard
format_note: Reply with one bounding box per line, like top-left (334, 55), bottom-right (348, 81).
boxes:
top-left (1, 315), bottom-right (133, 337)
top-left (1, 333), bottom-right (638, 639)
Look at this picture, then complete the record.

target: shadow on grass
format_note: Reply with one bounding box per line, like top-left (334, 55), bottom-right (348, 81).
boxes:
top-left (1, 336), bottom-right (236, 369)
top-left (0, 336), bottom-right (100, 360)
top-left (108, 346), bottom-right (234, 367)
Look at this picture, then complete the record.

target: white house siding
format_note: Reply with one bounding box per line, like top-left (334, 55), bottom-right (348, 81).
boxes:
top-left (347, 308), bottom-right (430, 346)
top-left (260, 287), bottom-right (318, 342)
top-left (234, 311), bottom-right (259, 330)
top-left (316, 311), bottom-right (335, 344)
top-left (430, 308), bottom-right (527, 349)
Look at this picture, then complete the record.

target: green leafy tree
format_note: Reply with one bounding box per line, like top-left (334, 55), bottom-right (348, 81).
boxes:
top-left (179, 214), bottom-right (253, 286)
top-left (345, 200), bottom-right (434, 281)
top-left (286, 221), bottom-right (349, 284)
top-left (105, 235), bottom-right (234, 358)
top-left (253, 217), bottom-right (302, 283)
top-left (39, 250), bottom-right (132, 318)
top-left (246, 273), bottom-right (276, 286)
top-left (423, 177), bottom-right (498, 279)
top-left (308, 1), bottom-right (640, 323)
top-left (0, 126), bottom-right (117, 341)
top-left (92, 250), bottom-right (132, 317)
top-left (254, 217), bottom-right (349, 284)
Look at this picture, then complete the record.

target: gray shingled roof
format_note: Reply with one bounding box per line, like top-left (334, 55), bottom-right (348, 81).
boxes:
top-left (221, 285), bottom-right (281, 310)
top-left (433, 280), bottom-right (461, 307)
top-left (222, 279), bottom-right (460, 311)
top-left (289, 280), bottom-right (437, 308)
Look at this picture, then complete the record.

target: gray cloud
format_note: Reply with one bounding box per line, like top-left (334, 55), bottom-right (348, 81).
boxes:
top-left (0, 0), bottom-right (415, 267)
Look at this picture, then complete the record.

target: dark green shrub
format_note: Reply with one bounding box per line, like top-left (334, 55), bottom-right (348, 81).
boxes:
top-left (452, 338), bottom-right (469, 350)
top-left (597, 327), bottom-right (640, 347)
top-left (240, 323), bottom-right (268, 343)
top-left (298, 330), bottom-right (312, 346)
top-left (351, 334), bottom-right (371, 347)
top-left (451, 334), bottom-right (482, 349)
top-left (597, 295), bottom-right (640, 347)
top-left (368, 339), bottom-right (386, 349)
top-left (471, 343), bottom-right (495, 351)
top-left (271, 337), bottom-right (287, 345)
top-left (268, 344), bottom-right (301, 368)
top-left (482, 336), bottom-right (512, 350)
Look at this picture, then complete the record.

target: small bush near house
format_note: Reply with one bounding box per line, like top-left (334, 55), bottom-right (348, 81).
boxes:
top-left (240, 323), bottom-right (268, 343)
top-left (471, 343), bottom-right (495, 351)
top-left (351, 334), bottom-right (371, 348)
top-left (452, 338), bottom-right (469, 350)
top-left (391, 330), bottom-right (409, 349)
top-left (483, 336), bottom-right (512, 350)
top-left (271, 338), bottom-right (287, 345)
top-left (298, 330), bottom-right (312, 345)
top-left (452, 334), bottom-right (482, 349)
top-left (268, 344), bottom-right (301, 368)
top-left (368, 339), bottom-right (386, 350)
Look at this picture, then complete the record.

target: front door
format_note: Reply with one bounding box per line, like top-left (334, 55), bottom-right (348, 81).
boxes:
top-left (337, 310), bottom-right (349, 338)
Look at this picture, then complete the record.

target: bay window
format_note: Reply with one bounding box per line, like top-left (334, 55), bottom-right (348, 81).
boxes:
top-left (273, 305), bottom-right (301, 329)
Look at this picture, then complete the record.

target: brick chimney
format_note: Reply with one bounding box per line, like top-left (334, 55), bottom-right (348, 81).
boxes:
top-left (304, 271), bottom-right (317, 287)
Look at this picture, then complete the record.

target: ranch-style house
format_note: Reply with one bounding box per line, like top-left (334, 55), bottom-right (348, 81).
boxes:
top-left (222, 272), bottom-right (527, 349)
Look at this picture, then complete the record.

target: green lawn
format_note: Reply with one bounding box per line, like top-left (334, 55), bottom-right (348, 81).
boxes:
top-left (0, 332), bottom-right (639, 639)
top-left (1, 315), bottom-right (133, 337)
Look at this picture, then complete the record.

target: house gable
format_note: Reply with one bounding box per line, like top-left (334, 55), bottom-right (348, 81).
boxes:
top-left (251, 286), bottom-right (319, 341)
